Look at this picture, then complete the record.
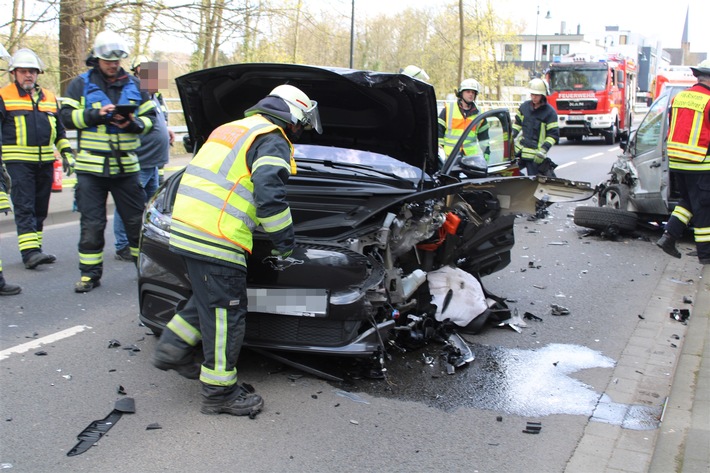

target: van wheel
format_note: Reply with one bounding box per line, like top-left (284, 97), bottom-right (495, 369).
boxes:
top-left (574, 206), bottom-right (637, 233)
top-left (599, 184), bottom-right (630, 210)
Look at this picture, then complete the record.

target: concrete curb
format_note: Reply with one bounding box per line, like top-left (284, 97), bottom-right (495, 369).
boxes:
top-left (648, 265), bottom-right (710, 473)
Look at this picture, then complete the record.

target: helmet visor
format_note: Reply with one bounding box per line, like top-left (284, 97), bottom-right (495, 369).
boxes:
top-left (301, 101), bottom-right (322, 134)
top-left (95, 47), bottom-right (128, 61)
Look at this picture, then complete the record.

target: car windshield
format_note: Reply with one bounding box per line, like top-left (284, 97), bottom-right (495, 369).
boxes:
top-left (549, 68), bottom-right (608, 92)
top-left (293, 144), bottom-right (423, 182)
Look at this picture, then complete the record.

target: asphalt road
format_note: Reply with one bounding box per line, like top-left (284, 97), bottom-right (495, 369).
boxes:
top-left (0, 140), bottom-right (700, 472)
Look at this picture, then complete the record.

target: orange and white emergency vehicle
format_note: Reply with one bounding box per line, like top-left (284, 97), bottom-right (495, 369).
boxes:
top-left (546, 53), bottom-right (637, 144)
top-left (650, 66), bottom-right (695, 102)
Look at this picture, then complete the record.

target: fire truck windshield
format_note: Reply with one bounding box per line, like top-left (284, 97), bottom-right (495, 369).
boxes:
top-left (549, 68), bottom-right (608, 92)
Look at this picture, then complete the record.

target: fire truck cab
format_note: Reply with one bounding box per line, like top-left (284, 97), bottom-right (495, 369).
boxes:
top-left (547, 53), bottom-right (637, 144)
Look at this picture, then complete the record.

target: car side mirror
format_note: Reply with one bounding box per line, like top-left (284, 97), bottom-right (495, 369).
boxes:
top-left (459, 155), bottom-right (488, 178)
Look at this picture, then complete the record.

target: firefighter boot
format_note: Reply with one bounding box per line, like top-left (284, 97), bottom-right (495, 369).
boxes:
top-left (74, 276), bottom-right (101, 293)
top-left (25, 251), bottom-right (57, 269)
top-left (200, 383), bottom-right (264, 416)
top-left (656, 233), bottom-right (681, 259)
top-left (0, 282), bottom-right (21, 296)
top-left (152, 340), bottom-right (200, 380)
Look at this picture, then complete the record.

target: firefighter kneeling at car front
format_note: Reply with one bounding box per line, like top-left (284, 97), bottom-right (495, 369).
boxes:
top-left (152, 84), bottom-right (322, 416)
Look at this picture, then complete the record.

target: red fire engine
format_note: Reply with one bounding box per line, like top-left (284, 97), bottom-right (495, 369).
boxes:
top-left (546, 53), bottom-right (637, 144)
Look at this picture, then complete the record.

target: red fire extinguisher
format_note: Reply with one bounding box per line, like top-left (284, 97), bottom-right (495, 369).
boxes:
top-left (52, 157), bottom-right (63, 192)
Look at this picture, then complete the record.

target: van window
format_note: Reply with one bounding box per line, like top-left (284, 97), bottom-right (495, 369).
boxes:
top-left (635, 95), bottom-right (670, 156)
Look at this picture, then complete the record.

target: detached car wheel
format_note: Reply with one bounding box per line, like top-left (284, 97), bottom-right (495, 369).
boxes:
top-left (599, 184), bottom-right (629, 210)
top-left (573, 206), bottom-right (637, 232)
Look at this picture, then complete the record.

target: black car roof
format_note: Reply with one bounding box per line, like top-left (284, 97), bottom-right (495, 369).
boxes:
top-left (175, 63), bottom-right (439, 171)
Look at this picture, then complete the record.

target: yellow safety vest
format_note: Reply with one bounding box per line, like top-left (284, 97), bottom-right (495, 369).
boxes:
top-left (668, 86), bottom-right (710, 172)
top-left (439, 102), bottom-right (488, 157)
top-left (170, 115), bottom-right (294, 267)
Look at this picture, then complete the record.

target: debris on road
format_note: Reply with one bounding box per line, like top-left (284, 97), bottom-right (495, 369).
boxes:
top-left (523, 312), bottom-right (543, 322)
top-left (67, 397), bottom-right (135, 456)
top-left (550, 304), bottom-right (570, 316)
top-left (523, 421), bottom-right (542, 434)
top-left (498, 308), bottom-right (527, 333)
top-left (669, 308), bottom-right (690, 323)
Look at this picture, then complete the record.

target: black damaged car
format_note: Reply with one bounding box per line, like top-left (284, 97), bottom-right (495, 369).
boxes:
top-left (137, 63), bottom-right (593, 365)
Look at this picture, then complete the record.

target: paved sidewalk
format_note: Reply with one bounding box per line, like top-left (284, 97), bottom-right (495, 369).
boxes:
top-left (566, 258), bottom-right (709, 472)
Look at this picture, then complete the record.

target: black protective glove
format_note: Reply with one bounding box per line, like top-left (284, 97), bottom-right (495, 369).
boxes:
top-left (62, 151), bottom-right (75, 176)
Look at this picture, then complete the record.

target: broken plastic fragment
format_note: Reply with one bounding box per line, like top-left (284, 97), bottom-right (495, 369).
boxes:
top-left (550, 304), bottom-right (570, 316)
top-left (669, 309), bottom-right (690, 322)
top-left (146, 423), bottom-right (162, 430)
top-left (445, 362), bottom-right (455, 375)
top-left (123, 344), bottom-right (141, 352)
top-left (34, 350), bottom-right (48, 356)
top-left (445, 333), bottom-right (475, 366)
top-left (523, 312), bottom-right (543, 322)
top-left (498, 308), bottom-right (527, 332)
top-left (67, 398), bottom-right (135, 456)
top-left (117, 385), bottom-right (126, 395)
top-left (523, 421), bottom-right (542, 433)
top-left (114, 397), bottom-right (136, 413)
top-left (107, 339), bottom-right (121, 348)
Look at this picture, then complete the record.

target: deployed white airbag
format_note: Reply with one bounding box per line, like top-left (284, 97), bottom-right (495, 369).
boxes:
top-left (427, 265), bottom-right (488, 326)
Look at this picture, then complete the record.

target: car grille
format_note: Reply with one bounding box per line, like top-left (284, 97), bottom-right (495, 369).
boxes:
top-left (245, 313), bottom-right (362, 347)
top-left (556, 100), bottom-right (598, 111)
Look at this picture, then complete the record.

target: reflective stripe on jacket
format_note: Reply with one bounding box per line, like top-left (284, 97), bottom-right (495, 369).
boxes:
top-left (512, 100), bottom-right (559, 161)
top-left (668, 84), bottom-right (710, 172)
top-left (170, 115), bottom-right (294, 268)
top-left (438, 102), bottom-right (489, 157)
top-left (61, 70), bottom-right (154, 175)
top-left (0, 83), bottom-right (71, 163)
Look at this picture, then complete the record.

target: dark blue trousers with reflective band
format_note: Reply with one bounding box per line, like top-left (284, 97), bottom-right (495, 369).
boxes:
top-left (5, 162), bottom-right (53, 261)
top-left (177, 256), bottom-right (248, 392)
top-left (75, 172), bottom-right (144, 279)
top-left (665, 172), bottom-right (710, 261)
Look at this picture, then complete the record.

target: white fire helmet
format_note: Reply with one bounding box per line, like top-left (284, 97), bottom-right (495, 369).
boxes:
top-left (92, 31), bottom-right (130, 61)
top-left (269, 84), bottom-right (322, 134)
top-left (8, 48), bottom-right (44, 73)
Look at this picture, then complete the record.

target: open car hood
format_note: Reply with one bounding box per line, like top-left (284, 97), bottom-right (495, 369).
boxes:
top-left (175, 63), bottom-right (439, 172)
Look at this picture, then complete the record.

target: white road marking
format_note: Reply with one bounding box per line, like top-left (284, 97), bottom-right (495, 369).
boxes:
top-left (556, 161), bottom-right (576, 170)
top-left (582, 152), bottom-right (604, 160)
top-left (0, 325), bottom-right (92, 361)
